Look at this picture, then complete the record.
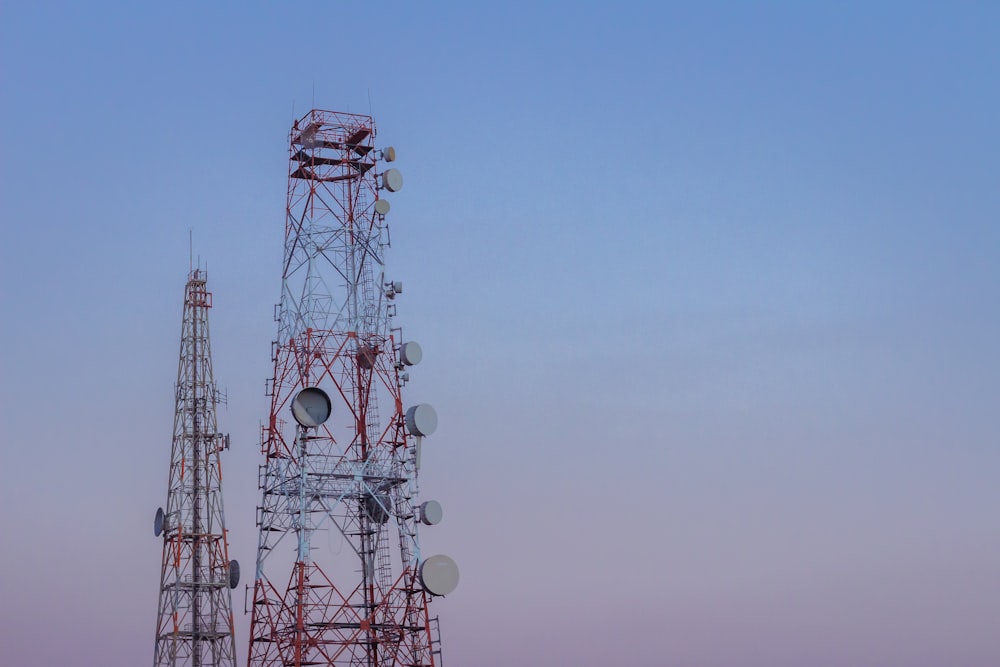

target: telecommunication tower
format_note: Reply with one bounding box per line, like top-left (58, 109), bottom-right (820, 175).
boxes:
top-left (154, 268), bottom-right (240, 667)
top-left (247, 109), bottom-right (457, 667)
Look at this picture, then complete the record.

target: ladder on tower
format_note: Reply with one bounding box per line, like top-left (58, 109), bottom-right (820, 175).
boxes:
top-left (429, 615), bottom-right (444, 666)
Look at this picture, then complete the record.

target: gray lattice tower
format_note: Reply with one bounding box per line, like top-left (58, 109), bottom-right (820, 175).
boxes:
top-left (154, 268), bottom-right (239, 667)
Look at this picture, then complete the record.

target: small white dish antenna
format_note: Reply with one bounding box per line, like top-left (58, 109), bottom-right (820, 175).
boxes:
top-left (384, 281), bottom-right (403, 299)
top-left (291, 387), bottom-right (332, 428)
top-left (405, 403), bottom-right (437, 437)
top-left (374, 199), bottom-right (391, 215)
top-left (419, 554), bottom-right (459, 596)
top-left (382, 146), bottom-right (397, 162)
top-left (154, 507), bottom-right (165, 537)
top-left (382, 168), bottom-right (403, 192)
top-left (419, 500), bottom-right (443, 526)
top-left (401, 341), bottom-right (422, 366)
top-left (229, 559), bottom-right (240, 589)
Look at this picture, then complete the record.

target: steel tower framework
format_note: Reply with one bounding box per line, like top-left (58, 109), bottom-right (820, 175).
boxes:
top-left (154, 269), bottom-right (239, 667)
top-left (247, 109), bottom-right (452, 667)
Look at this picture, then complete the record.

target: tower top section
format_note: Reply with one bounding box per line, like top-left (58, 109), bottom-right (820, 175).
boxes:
top-left (279, 109), bottom-right (395, 340)
top-left (290, 109), bottom-right (376, 184)
top-left (185, 267), bottom-right (212, 308)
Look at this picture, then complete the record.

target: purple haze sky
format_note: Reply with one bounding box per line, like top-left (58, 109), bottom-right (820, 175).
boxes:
top-left (1, 2), bottom-right (998, 666)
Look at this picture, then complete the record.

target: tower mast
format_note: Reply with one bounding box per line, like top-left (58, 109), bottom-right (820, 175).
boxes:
top-left (154, 268), bottom-right (239, 667)
top-left (247, 109), bottom-right (457, 667)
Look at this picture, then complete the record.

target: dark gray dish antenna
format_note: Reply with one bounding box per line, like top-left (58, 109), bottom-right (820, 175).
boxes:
top-left (291, 387), bottom-right (332, 428)
top-left (154, 507), bottom-right (165, 537)
top-left (229, 560), bottom-right (240, 589)
top-left (364, 494), bottom-right (391, 524)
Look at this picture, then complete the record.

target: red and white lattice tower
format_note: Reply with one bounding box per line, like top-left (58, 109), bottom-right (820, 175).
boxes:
top-left (154, 268), bottom-right (240, 667)
top-left (247, 109), bottom-right (457, 667)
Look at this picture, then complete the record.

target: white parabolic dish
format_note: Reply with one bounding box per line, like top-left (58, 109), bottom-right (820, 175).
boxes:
top-left (374, 198), bottom-right (391, 215)
top-left (382, 168), bottom-right (403, 192)
top-left (419, 554), bottom-right (459, 596)
top-left (405, 403), bottom-right (437, 437)
top-left (401, 341), bottom-right (422, 366)
top-left (419, 500), bottom-right (443, 526)
top-left (291, 387), bottom-right (332, 427)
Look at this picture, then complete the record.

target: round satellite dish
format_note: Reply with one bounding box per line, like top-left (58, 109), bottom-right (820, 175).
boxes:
top-left (229, 559), bottom-right (240, 589)
top-left (374, 198), bottom-right (391, 215)
top-left (291, 387), bottom-right (332, 428)
top-left (382, 168), bottom-right (403, 192)
top-left (405, 403), bottom-right (437, 437)
top-left (419, 554), bottom-right (459, 596)
top-left (400, 341), bottom-right (422, 366)
top-left (419, 500), bottom-right (443, 526)
top-left (154, 507), bottom-right (165, 537)
top-left (383, 146), bottom-right (397, 162)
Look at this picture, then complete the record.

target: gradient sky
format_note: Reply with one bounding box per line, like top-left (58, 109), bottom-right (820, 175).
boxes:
top-left (1, 2), bottom-right (998, 666)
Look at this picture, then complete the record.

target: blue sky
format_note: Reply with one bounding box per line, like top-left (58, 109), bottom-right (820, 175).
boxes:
top-left (1, 2), bottom-right (998, 666)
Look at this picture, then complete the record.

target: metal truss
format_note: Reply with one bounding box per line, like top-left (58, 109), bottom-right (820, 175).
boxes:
top-left (247, 110), bottom-right (446, 667)
top-left (155, 270), bottom-right (238, 667)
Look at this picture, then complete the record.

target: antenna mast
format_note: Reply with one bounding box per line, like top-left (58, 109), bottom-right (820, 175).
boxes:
top-left (247, 109), bottom-right (456, 666)
top-left (154, 267), bottom-right (239, 667)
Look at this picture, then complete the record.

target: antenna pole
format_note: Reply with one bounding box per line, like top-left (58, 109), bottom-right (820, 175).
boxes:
top-left (153, 270), bottom-right (239, 667)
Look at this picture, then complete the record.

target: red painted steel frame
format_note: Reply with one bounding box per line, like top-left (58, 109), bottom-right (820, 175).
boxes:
top-left (247, 110), bottom-right (441, 667)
